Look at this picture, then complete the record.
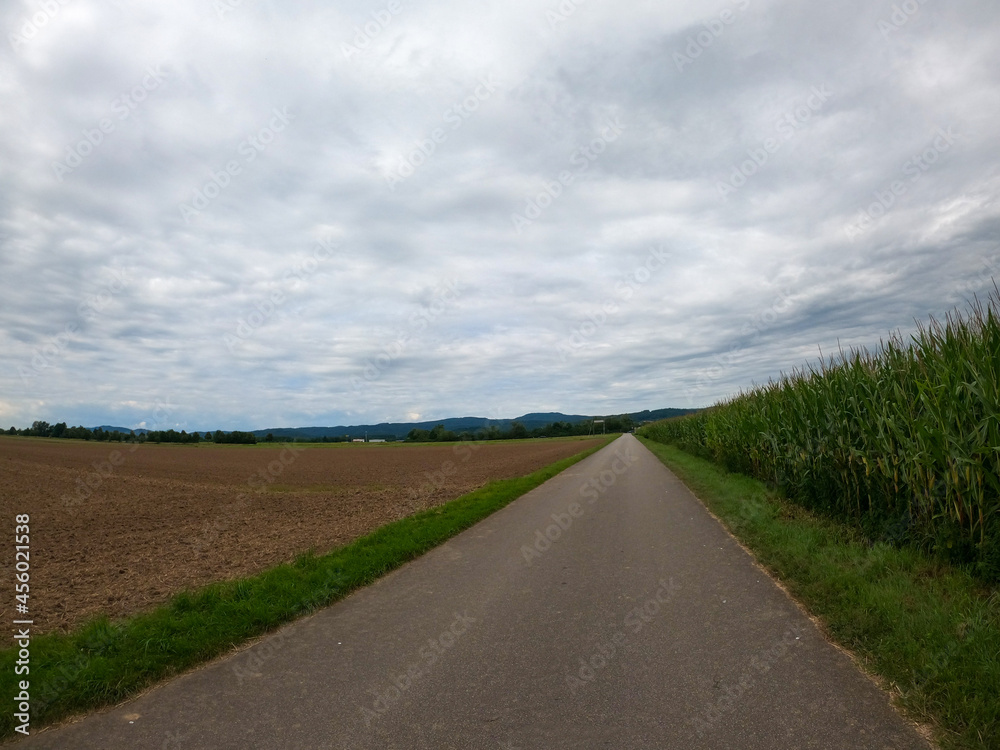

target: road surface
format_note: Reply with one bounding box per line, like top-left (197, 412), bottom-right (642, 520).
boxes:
top-left (21, 434), bottom-right (932, 749)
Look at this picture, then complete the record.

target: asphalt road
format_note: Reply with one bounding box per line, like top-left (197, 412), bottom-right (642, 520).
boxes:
top-left (21, 434), bottom-right (932, 749)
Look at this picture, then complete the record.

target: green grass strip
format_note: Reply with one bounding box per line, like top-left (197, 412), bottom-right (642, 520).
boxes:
top-left (638, 437), bottom-right (999, 750)
top-left (1, 439), bottom-right (610, 739)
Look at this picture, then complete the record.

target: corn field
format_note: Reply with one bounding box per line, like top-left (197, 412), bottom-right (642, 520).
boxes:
top-left (640, 292), bottom-right (1000, 580)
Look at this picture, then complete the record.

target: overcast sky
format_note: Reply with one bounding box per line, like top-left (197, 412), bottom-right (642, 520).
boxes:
top-left (2, 0), bottom-right (999, 431)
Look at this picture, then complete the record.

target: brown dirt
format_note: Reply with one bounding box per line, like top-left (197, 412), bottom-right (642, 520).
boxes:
top-left (0, 436), bottom-right (604, 635)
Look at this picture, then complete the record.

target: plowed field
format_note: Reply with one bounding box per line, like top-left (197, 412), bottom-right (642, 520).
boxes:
top-left (0, 437), bottom-right (604, 634)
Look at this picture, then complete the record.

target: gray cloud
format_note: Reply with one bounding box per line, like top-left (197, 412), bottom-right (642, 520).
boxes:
top-left (2, 0), bottom-right (999, 430)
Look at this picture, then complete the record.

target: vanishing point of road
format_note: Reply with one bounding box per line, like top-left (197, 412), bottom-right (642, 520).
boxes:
top-left (21, 434), bottom-right (932, 749)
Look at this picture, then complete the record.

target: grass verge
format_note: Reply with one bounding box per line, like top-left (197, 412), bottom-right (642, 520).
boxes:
top-left (1, 438), bottom-right (610, 740)
top-left (638, 437), bottom-right (999, 750)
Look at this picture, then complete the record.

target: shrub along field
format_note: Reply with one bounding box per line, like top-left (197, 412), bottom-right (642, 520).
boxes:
top-left (640, 292), bottom-right (1000, 581)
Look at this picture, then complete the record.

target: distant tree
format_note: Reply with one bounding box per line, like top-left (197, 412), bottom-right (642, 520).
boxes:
top-left (477, 425), bottom-right (501, 441)
top-left (406, 428), bottom-right (431, 442)
top-left (429, 424), bottom-right (457, 442)
top-left (265, 433), bottom-right (275, 442)
top-left (214, 430), bottom-right (256, 444)
top-left (29, 420), bottom-right (50, 437)
top-left (145, 429), bottom-right (197, 444)
top-left (203, 431), bottom-right (213, 441)
top-left (506, 421), bottom-right (528, 440)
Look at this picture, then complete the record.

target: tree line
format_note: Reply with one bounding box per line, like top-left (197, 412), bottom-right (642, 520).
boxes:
top-left (6, 414), bottom-right (638, 446)
top-left (405, 415), bottom-right (634, 443)
top-left (5, 421), bottom-right (257, 444)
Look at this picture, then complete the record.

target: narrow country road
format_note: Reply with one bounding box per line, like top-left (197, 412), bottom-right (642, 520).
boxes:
top-left (21, 435), bottom-right (932, 749)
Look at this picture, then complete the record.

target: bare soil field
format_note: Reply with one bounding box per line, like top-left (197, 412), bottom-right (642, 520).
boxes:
top-left (0, 436), bottom-right (604, 634)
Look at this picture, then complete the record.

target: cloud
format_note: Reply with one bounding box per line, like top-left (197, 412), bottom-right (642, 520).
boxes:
top-left (2, 0), bottom-right (999, 429)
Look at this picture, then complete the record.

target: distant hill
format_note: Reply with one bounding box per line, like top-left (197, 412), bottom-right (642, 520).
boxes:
top-left (628, 408), bottom-right (695, 424)
top-left (515, 412), bottom-right (592, 424)
top-left (92, 425), bottom-right (149, 435)
top-left (250, 407), bottom-right (697, 441)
